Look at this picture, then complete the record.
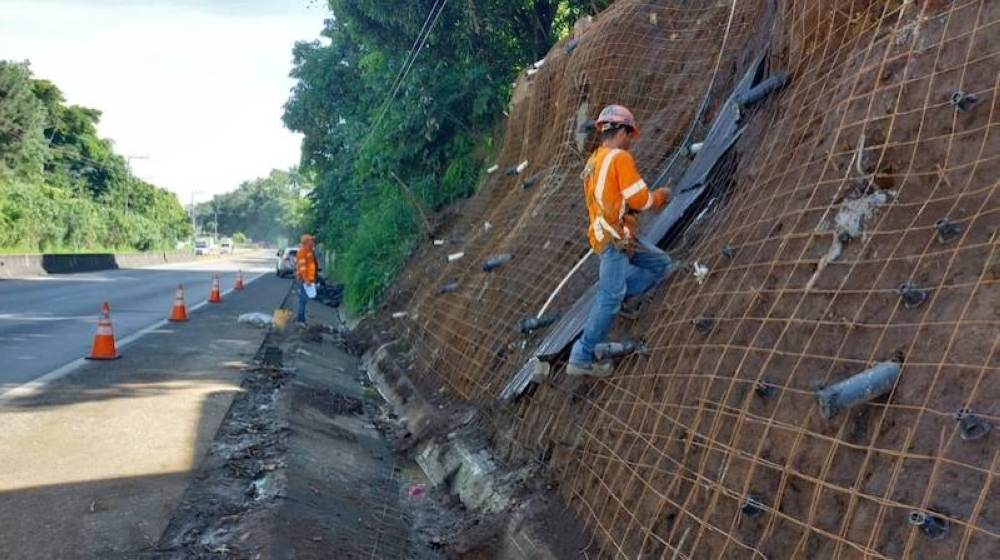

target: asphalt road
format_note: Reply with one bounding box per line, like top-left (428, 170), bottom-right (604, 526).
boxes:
top-left (0, 251), bottom-right (283, 395)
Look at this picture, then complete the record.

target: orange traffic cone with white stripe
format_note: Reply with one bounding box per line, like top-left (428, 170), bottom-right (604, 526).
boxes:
top-left (208, 275), bottom-right (222, 303)
top-left (169, 283), bottom-right (189, 321)
top-left (234, 270), bottom-right (245, 291)
top-left (87, 301), bottom-right (120, 360)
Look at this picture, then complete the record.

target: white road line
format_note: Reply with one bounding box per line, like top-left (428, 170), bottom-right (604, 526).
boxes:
top-left (0, 271), bottom-right (269, 405)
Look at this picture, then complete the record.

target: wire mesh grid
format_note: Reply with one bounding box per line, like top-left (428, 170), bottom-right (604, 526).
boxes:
top-left (378, 1), bottom-right (999, 558)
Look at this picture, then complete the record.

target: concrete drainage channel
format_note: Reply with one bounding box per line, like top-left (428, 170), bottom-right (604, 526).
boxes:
top-left (365, 340), bottom-right (591, 559)
top-left (139, 288), bottom-right (586, 559)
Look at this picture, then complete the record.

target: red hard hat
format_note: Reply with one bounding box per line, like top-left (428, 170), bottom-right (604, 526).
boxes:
top-left (596, 104), bottom-right (639, 138)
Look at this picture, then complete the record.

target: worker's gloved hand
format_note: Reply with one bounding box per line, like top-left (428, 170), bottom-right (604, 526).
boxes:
top-left (651, 188), bottom-right (670, 209)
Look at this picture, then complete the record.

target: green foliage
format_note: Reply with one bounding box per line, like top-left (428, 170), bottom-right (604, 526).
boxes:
top-left (197, 168), bottom-right (308, 244)
top-left (0, 60), bottom-right (191, 253)
top-left (0, 61), bottom-right (47, 179)
top-left (285, 1), bottom-right (606, 311)
top-left (331, 190), bottom-right (418, 310)
top-left (0, 180), bottom-right (187, 252)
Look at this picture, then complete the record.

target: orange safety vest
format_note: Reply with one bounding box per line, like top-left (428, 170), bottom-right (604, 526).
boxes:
top-left (582, 146), bottom-right (667, 252)
top-left (296, 247), bottom-right (317, 282)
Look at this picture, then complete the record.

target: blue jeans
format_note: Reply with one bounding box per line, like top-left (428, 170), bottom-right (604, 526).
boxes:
top-left (296, 280), bottom-right (309, 322)
top-left (569, 239), bottom-right (672, 365)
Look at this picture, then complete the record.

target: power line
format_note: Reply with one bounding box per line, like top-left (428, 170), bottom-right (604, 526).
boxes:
top-left (360, 0), bottom-right (449, 154)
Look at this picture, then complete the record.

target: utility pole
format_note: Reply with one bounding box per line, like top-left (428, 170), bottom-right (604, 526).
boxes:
top-left (190, 190), bottom-right (203, 245)
top-left (124, 155), bottom-right (148, 212)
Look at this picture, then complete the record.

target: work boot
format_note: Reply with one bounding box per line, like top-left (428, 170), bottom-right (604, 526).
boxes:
top-left (618, 296), bottom-right (642, 320)
top-left (566, 359), bottom-right (613, 378)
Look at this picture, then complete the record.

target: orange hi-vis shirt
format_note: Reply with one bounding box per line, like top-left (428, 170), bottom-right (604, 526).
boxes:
top-left (296, 247), bottom-right (317, 282)
top-left (582, 146), bottom-right (667, 253)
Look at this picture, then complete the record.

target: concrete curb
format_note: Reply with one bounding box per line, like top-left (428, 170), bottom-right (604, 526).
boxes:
top-left (0, 251), bottom-right (209, 279)
top-left (364, 339), bottom-right (582, 560)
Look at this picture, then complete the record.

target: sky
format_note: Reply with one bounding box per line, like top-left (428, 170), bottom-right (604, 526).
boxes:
top-left (0, 0), bottom-right (327, 203)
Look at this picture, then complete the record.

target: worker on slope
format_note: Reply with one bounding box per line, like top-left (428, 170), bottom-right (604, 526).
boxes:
top-left (567, 105), bottom-right (673, 377)
top-left (295, 233), bottom-right (318, 325)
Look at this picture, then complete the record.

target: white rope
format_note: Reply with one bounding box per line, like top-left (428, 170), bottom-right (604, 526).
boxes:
top-left (537, 249), bottom-right (592, 318)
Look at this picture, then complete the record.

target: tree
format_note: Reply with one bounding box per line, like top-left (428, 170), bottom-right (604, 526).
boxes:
top-left (0, 60), bottom-right (190, 252)
top-left (0, 61), bottom-right (47, 178)
top-left (200, 168), bottom-right (309, 244)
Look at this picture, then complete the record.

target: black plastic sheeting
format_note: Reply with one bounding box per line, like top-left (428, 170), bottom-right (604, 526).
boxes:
top-left (500, 55), bottom-right (777, 401)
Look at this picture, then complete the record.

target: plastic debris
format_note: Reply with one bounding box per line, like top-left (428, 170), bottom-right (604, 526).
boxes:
top-left (693, 262), bottom-right (709, 284)
top-left (238, 312), bottom-right (273, 328)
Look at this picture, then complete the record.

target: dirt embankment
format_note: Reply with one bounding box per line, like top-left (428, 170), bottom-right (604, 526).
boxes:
top-left (358, 1), bottom-right (1000, 558)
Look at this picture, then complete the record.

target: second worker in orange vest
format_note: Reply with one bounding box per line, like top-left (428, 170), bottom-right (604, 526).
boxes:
top-left (567, 104), bottom-right (673, 378)
top-left (295, 233), bottom-right (318, 325)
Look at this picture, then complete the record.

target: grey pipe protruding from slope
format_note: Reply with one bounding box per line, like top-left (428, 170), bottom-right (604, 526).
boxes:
top-left (482, 253), bottom-right (513, 272)
top-left (593, 340), bottom-right (649, 361)
top-left (816, 361), bottom-right (901, 419)
top-left (734, 70), bottom-right (790, 110)
top-left (519, 314), bottom-right (559, 334)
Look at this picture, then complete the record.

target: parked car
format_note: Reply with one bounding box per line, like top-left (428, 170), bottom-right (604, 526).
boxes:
top-left (276, 247), bottom-right (298, 277)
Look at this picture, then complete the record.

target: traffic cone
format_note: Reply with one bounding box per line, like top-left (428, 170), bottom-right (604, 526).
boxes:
top-left (208, 275), bottom-right (222, 303)
top-left (234, 270), bottom-right (245, 291)
top-left (86, 301), bottom-right (120, 360)
top-left (169, 283), bottom-right (189, 322)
